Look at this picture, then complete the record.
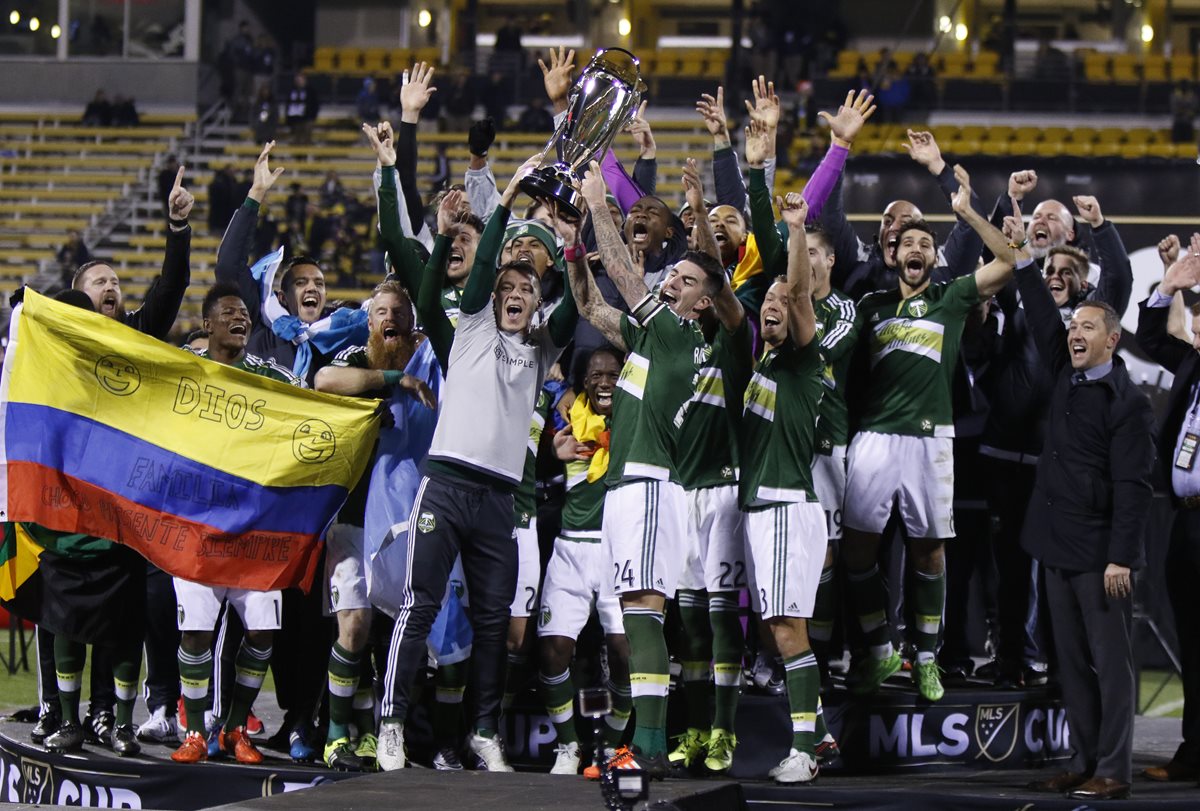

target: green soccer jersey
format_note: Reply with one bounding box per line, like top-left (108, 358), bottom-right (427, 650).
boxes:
top-left (514, 388), bottom-right (553, 528)
top-left (676, 317), bottom-right (754, 490)
top-left (813, 289), bottom-right (859, 453)
top-left (855, 275), bottom-right (979, 437)
top-left (442, 286), bottom-right (463, 328)
top-left (192, 349), bottom-right (302, 386)
top-left (739, 338), bottom-right (825, 509)
top-left (606, 294), bottom-right (705, 487)
top-left (561, 449), bottom-right (608, 533)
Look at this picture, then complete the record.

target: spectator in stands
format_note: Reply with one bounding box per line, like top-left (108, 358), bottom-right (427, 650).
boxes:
top-left (357, 78), bottom-right (381, 123)
top-left (875, 64), bottom-right (910, 123)
top-left (905, 53), bottom-right (936, 109)
top-left (252, 33), bottom-right (277, 98)
top-left (224, 20), bottom-right (256, 121)
top-left (1033, 38), bottom-right (1071, 81)
top-left (515, 96), bottom-right (554, 133)
top-left (286, 182), bottom-right (309, 229)
top-left (158, 155), bottom-right (180, 217)
top-left (1171, 81), bottom-right (1198, 144)
top-left (111, 94), bottom-right (139, 127)
top-left (82, 90), bottom-right (112, 126)
top-left (285, 73), bottom-right (319, 145)
top-left (56, 230), bottom-right (90, 286)
top-left (319, 171), bottom-right (346, 210)
top-left (251, 85), bottom-right (278, 144)
top-left (443, 69), bottom-right (479, 133)
top-left (207, 164), bottom-right (240, 235)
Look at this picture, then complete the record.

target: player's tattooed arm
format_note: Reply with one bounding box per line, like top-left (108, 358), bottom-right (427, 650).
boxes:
top-left (567, 250), bottom-right (628, 351)
top-left (581, 160), bottom-right (650, 310)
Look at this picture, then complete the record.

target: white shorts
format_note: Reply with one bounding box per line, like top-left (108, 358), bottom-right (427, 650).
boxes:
top-left (326, 523), bottom-right (370, 613)
top-left (812, 446), bottom-right (847, 541)
top-left (843, 431), bottom-right (955, 539)
top-left (678, 485), bottom-right (748, 593)
top-left (174, 578), bottom-right (282, 632)
top-left (537, 533), bottom-right (624, 638)
top-left (509, 520), bottom-right (541, 618)
top-left (744, 501), bottom-right (826, 620)
top-left (602, 479), bottom-right (688, 597)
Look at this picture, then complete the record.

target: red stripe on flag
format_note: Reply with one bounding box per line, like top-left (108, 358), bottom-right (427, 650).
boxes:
top-left (8, 461), bottom-right (323, 592)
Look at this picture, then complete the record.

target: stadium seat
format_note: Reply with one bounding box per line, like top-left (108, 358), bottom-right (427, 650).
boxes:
top-left (1124, 127), bottom-right (1156, 144)
top-left (1111, 54), bottom-right (1140, 83)
top-left (984, 125), bottom-right (1014, 142)
top-left (313, 46), bottom-right (337, 72)
top-left (361, 48), bottom-right (389, 73)
top-left (972, 51), bottom-right (1000, 77)
top-left (1143, 55), bottom-right (1168, 82)
top-left (1119, 142), bottom-right (1148, 159)
top-left (938, 52), bottom-right (969, 78)
top-left (1083, 52), bottom-right (1110, 82)
top-left (1072, 126), bottom-right (1098, 144)
top-left (976, 139), bottom-right (1011, 157)
top-left (1041, 127), bottom-right (1071, 144)
top-left (957, 125), bottom-right (986, 142)
top-left (1013, 126), bottom-right (1041, 144)
top-left (337, 47), bottom-right (364, 73)
top-left (1171, 54), bottom-right (1196, 81)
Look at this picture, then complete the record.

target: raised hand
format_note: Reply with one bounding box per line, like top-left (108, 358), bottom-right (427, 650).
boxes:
top-left (681, 158), bottom-right (706, 213)
top-left (744, 75), bottom-right (780, 130)
top-left (501, 153), bottom-right (544, 207)
top-left (362, 121), bottom-right (397, 166)
top-left (950, 164), bottom-right (974, 217)
top-left (553, 424), bottom-right (591, 462)
top-left (696, 87), bottom-right (730, 145)
top-left (1162, 239), bottom-right (1200, 295)
top-left (817, 89), bottom-right (876, 147)
top-left (902, 129), bottom-right (946, 175)
top-left (468, 117), bottom-right (496, 158)
top-left (1158, 234), bottom-right (1181, 269)
top-left (167, 164), bottom-right (194, 221)
top-left (437, 189), bottom-right (465, 234)
top-left (549, 201), bottom-right (581, 247)
top-left (1072, 195), bottom-right (1104, 228)
top-left (248, 140), bottom-right (285, 202)
top-left (398, 374), bottom-right (437, 409)
top-left (580, 159), bottom-right (608, 209)
top-left (626, 100), bottom-right (656, 160)
top-left (1001, 195), bottom-right (1031, 264)
top-left (744, 117), bottom-right (772, 168)
top-left (1008, 170), bottom-right (1038, 202)
top-left (777, 191), bottom-right (809, 230)
top-left (399, 62), bottom-right (437, 123)
top-left (539, 46), bottom-right (576, 110)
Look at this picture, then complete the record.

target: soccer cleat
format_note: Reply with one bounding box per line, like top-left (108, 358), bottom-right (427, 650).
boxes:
top-left (323, 737), bottom-right (364, 771)
top-left (550, 741), bottom-right (581, 775)
top-left (433, 747), bottom-right (464, 771)
top-left (245, 708), bottom-right (264, 736)
top-left (607, 745), bottom-right (670, 781)
top-left (703, 729), bottom-right (737, 773)
top-left (207, 727), bottom-right (223, 758)
top-left (221, 725), bottom-right (264, 764)
top-left (45, 720), bottom-right (86, 753)
top-left (667, 728), bottom-right (709, 770)
top-left (355, 732), bottom-right (378, 767)
top-left (849, 652), bottom-right (903, 696)
top-left (584, 746), bottom-right (617, 780)
top-left (468, 732), bottom-right (514, 772)
top-left (30, 707), bottom-right (60, 745)
top-left (83, 710), bottom-right (115, 746)
top-left (290, 724), bottom-right (318, 762)
top-left (814, 732), bottom-right (841, 765)
top-left (772, 748), bottom-right (819, 784)
top-left (171, 730), bottom-right (209, 763)
top-left (376, 722), bottom-right (406, 771)
top-left (913, 660), bottom-right (945, 702)
top-left (111, 724), bottom-right (140, 757)
top-left (136, 705), bottom-right (179, 743)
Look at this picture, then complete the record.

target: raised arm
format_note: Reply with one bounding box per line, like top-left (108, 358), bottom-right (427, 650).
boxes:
top-left (780, 193), bottom-right (816, 347)
top-left (365, 122), bottom-right (426, 297)
top-left (581, 160), bottom-right (648, 310)
top-left (627, 100), bottom-right (658, 197)
top-left (215, 141), bottom-right (284, 325)
top-left (566, 245), bottom-right (627, 350)
top-left (1074, 195), bottom-right (1133, 313)
top-left (315, 364), bottom-right (435, 408)
top-left (396, 62), bottom-right (438, 224)
top-left (459, 155), bottom-right (540, 314)
top-left (745, 117), bottom-right (783, 276)
top-left (137, 165), bottom-right (194, 339)
top-left (539, 46), bottom-right (576, 116)
top-left (949, 165), bottom-right (1025, 298)
top-left (816, 90), bottom-right (877, 280)
top-left (682, 158), bottom-right (720, 263)
top-left (906, 129), bottom-right (984, 279)
top-left (1137, 247), bottom-right (1200, 372)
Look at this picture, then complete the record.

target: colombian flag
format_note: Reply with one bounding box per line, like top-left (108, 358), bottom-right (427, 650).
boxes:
top-left (0, 290), bottom-right (381, 592)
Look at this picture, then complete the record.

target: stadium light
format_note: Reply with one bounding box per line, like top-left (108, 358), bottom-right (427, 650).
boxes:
top-left (50, 23), bottom-right (60, 38)
top-left (954, 22), bottom-right (968, 42)
top-left (8, 10), bottom-right (17, 25)
top-left (938, 16), bottom-right (952, 34)
top-left (1141, 24), bottom-right (1154, 43)
top-left (28, 16), bottom-right (39, 31)
top-left (618, 17), bottom-right (631, 37)
top-left (417, 9), bottom-right (432, 27)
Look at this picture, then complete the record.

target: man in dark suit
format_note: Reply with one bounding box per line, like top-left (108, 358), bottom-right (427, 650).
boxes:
top-left (1015, 239), bottom-right (1155, 802)
top-left (1136, 243), bottom-right (1200, 783)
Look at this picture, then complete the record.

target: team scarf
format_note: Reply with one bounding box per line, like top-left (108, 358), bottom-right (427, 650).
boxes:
top-left (568, 392), bottom-right (611, 483)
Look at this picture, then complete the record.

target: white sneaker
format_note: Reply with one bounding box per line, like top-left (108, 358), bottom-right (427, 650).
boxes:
top-left (772, 748), bottom-right (819, 784)
top-left (468, 732), bottom-right (514, 772)
top-left (376, 723), bottom-right (407, 771)
top-left (136, 705), bottom-right (179, 743)
top-left (550, 741), bottom-right (581, 775)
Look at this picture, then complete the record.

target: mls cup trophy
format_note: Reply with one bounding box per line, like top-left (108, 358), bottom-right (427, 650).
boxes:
top-left (519, 48), bottom-right (647, 219)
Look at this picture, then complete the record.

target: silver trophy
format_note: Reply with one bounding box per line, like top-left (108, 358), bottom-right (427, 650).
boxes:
top-left (519, 48), bottom-right (647, 220)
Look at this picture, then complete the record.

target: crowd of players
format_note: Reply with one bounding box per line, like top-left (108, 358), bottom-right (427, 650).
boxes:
top-left (18, 47), bottom-right (1180, 797)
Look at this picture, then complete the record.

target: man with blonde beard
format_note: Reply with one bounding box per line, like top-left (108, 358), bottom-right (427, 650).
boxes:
top-left (315, 281), bottom-right (436, 771)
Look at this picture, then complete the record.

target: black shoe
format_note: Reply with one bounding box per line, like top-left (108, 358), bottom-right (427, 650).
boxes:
top-left (974, 659), bottom-right (1001, 681)
top-left (1023, 666), bottom-right (1049, 687)
top-left (608, 746), bottom-right (671, 781)
top-left (111, 724), bottom-right (140, 757)
top-left (45, 720), bottom-right (85, 753)
top-left (323, 738), bottom-right (365, 772)
top-left (30, 709), bottom-right (60, 744)
top-left (83, 710), bottom-right (115, 745)
top-left (941, 661), bottom-right (973, 686)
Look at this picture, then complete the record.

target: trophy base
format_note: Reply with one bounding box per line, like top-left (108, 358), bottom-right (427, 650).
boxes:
top-left (519, 169), bottom-right (585, 221)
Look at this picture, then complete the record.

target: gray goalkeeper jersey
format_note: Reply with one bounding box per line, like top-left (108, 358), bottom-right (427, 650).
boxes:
top-left (427, 305), bottom-right (564, 485)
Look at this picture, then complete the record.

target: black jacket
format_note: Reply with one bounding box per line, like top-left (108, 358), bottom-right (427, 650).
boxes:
top-left (1016, 262), bottom-right (1155, 572)
top-left (123, 225), bottom-right (191, 340)
top-left (1135, 296), bottom-right (1200, 507)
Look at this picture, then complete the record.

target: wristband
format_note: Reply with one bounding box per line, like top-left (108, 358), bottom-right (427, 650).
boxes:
top-left (1007, 238), bottom-right (1028, 250)
top-left (563, 243), bottom-right (587, 262)
top-left (382, 370), bottom-right (403, 386)
top-left (169, 217), bottom-right (189, 228)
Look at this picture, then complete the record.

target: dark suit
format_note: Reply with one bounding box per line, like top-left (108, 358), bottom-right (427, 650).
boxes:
top-left (1136, 296), bottom-right (1200, 768)
top-left (1017, 263), bottom-right (1155, 784)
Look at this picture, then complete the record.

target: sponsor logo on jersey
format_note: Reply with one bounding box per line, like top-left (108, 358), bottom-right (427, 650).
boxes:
top-left (922, 419), bottom-right (933, 432)
top-left (417, 511), bottom-right (437, 533)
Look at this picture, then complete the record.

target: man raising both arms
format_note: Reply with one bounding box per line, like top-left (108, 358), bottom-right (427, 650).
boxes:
top-left (568, 162), bottom-right (745, 777)
top-left (841, 167), bottom-right (1029, 703)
